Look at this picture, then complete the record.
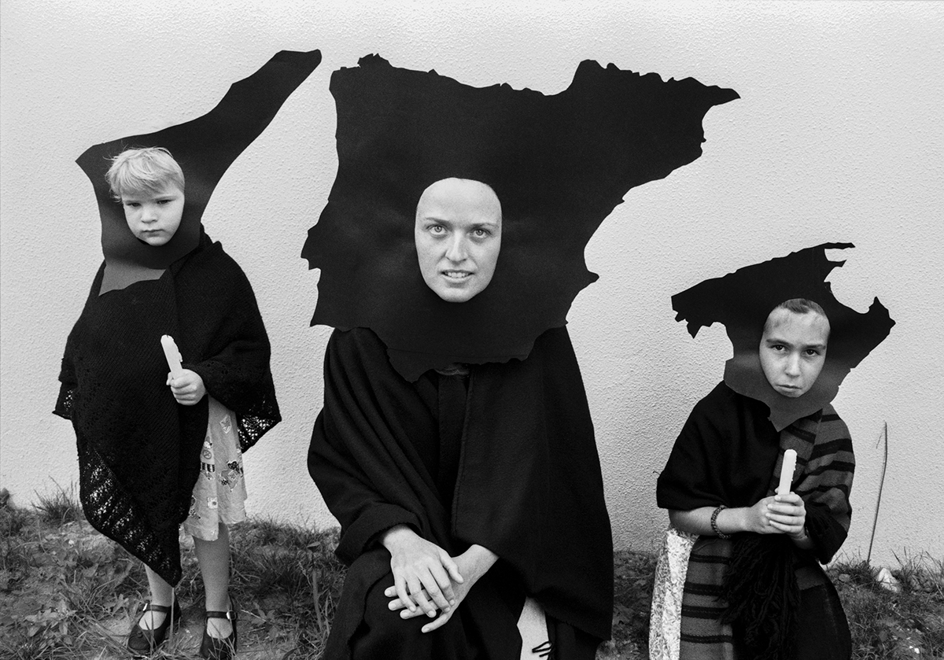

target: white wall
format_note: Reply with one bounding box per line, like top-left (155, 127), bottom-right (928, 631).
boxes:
top-left (2, 1), bottom-right (941, 566)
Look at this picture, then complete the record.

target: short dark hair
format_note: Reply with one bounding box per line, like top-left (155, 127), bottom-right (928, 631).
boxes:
top-left (763, 298), bottom-right (829, 338)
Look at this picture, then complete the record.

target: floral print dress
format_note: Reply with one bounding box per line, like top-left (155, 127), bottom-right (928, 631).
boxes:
top-left (182, 397), bottom-right (247, 541)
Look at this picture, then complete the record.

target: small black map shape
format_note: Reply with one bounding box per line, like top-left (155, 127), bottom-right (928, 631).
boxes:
top-left (303, 55), bottom-right (739, 380)
top-left (672, 243), bottom-right (895, 430)
top-left (78, 49), bottom-right (322, 294)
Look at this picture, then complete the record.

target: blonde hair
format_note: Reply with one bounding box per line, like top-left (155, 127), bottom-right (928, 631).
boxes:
top-left (105, 147), bottom-right (185, 201)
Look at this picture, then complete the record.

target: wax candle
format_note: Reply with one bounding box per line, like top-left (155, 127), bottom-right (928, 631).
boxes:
top-left (161, 335), bottom-right (184, 378)
top-left (777, 449), bottom-right (797, 496)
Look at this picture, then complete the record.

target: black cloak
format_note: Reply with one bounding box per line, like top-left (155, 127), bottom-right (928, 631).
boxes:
top-left (309, 326), bottom-right (612, 658)
top-left (56, 233), bottom-right (280, 585)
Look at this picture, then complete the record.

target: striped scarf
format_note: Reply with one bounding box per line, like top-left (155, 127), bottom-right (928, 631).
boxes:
top-left (677, 405), bottom-right (854, 660)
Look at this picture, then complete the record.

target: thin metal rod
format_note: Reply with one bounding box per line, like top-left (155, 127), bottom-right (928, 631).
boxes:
top-left (866, 422), bottom-right (888, 565)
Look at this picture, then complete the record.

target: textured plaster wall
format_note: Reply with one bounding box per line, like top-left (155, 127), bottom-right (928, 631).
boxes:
top-left (2, 1), bottom-right (942, 567)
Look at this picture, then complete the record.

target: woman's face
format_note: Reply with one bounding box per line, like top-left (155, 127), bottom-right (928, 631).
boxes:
top-left (414, 178), bottom-right (502, 303)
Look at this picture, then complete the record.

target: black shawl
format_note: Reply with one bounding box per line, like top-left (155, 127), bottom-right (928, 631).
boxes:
top-left (308, 326), bottom-right (613, 657)
top-left (55, 233), bottom-right (280, 585)
top-left (657, 382), bottom-right (852, 560)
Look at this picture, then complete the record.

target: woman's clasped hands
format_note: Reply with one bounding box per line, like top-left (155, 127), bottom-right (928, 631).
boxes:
top-left (381, 525), bottom-right (497, 633)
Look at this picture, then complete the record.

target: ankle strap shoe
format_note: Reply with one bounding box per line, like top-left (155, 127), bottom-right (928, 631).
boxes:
top-left (199, 599), bottom-right (238, 660)
top-left (127, 599), bottom-right (181, 656)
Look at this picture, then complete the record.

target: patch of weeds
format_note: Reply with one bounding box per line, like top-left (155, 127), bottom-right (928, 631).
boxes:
top-left (834, 559), bottom-right (875, 588)
top-left (0, 500), bottom-right (35, 588)
top-left (229, 520), bottom-right (345, 657)
top-left (0, 589), bottom-right (80, 658)
top-left (0, 495), bottom-right (131, 659)
top-left (32, 482), bottom-right (82, 526)
top-left (240, 543), bottom-right (309, 596)
top-left (62, 558), bottom-right (134, 619)
top-left (832, 554), bottom-right (944, 659)
top-left (0, 489), bottom-right (30, 536)
top-left (110, 545), bottom-right (150, 607)
top-left (5, 494), bottom-right (939, 660)
top-left (0, 634), bottom-right (78, 660)
top-left (608, 549), bottom-right (656, 659)
top-left (894, 552), bottom-right (944, 599)
top-left (1, 497), bottom-right (46, 604)
top-left (892, 553), bottom-right (944, 656)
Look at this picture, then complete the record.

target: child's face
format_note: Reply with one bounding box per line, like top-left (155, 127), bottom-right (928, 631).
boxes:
top-left (759, 309), bottom-right (830, 398)
top-left (120, 182), bottom-right (185, 247)
top-left (414, 178), bottom-right (502, 303)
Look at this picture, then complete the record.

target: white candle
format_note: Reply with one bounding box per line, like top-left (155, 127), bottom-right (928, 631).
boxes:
top-left (161, 335), bottom-right (184, 378)
top-left (777, 449), bottom-right (797, 496)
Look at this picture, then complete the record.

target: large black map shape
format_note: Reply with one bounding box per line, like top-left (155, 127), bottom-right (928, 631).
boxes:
top-left (303, 55), bottom-right (739, 380)
top-left (78, 49), bottom-right (322, 294)
top-left (672, 243), bottom-right (895, 430)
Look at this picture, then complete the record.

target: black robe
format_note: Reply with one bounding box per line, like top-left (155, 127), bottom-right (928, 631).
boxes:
top-left (55, 233), bottom-right (280, 585)
top-left (308, 326), bottom-right (612, 659)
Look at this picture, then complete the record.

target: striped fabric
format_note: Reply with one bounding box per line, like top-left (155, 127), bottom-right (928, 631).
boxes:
top-left (679, 537), bottom-right (735, 659)
top-left (673, 406), bottom-right (854, 659)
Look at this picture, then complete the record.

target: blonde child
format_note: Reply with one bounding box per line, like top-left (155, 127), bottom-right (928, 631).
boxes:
top-left (55, 147), bottom-right (280, 658)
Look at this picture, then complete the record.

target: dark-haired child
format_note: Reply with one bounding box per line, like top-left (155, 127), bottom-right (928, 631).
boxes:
top-left (652, 299), bottom-right (853, 660)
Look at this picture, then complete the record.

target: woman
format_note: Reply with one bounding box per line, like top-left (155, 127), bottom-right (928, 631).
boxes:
top-left (302, 54), bottom-right (738, 659)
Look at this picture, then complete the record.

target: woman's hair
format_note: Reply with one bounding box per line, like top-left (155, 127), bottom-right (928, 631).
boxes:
top-left (105, 147), bottom-right (185, 201)
top-left (763, 298), bottom-right (829, 335)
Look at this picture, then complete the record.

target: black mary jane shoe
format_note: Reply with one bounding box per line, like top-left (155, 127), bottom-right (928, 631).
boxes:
top-left (127, 599), bottom-right (181, 656)
top-left (199, 600), bottom-right (238, 660)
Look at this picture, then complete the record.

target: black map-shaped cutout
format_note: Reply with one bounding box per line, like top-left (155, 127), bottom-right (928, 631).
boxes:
top-left (302, 55), bottom-right (739, 380)
top-left (672, 243), bottom-right (895, 430)
top-left (78, 49), bottom-right (322, 294)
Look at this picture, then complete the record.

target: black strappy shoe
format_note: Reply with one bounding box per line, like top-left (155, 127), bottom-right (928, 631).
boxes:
top-left (127, 599), bottom-right (181, 656)
top-left (199, 599), bottom-right (238, 660)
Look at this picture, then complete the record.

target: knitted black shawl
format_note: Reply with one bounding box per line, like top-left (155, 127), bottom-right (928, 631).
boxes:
top-left (308, 326), bottom-right (613, 658)
top-left (55, 233), bottom-right (280, 585)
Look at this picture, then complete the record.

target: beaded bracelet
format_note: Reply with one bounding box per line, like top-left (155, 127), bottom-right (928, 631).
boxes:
top-left (711, 505), bottom-right (732, 539)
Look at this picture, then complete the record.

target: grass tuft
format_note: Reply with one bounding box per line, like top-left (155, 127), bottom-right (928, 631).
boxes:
top-left (32, 482), bottom-right (83, 526)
